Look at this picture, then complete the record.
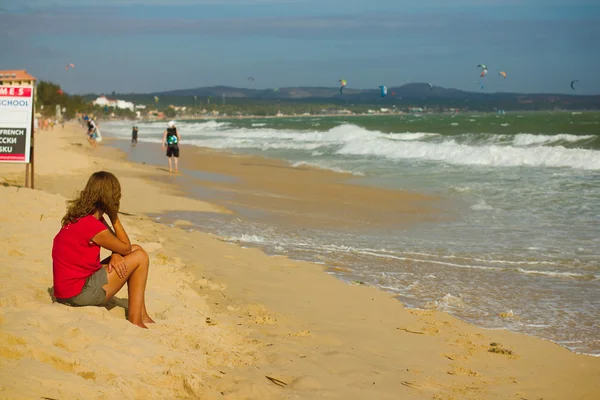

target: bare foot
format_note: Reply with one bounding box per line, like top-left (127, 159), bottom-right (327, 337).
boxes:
top-left (143, 315), bottom-right (155, 324)
top-left (129, 319), bottom-right (148, 329)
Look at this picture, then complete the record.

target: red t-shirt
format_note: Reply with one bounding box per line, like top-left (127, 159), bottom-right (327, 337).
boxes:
top-left (52, 214), bottom-right (108, 299)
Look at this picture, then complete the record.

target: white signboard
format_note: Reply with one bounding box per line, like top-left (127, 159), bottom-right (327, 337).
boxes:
top-left (0, 86), bottom-right (34, 163)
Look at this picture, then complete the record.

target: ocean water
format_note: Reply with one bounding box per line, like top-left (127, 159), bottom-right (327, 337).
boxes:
top-left (103, 112), bottom-right (600, 355)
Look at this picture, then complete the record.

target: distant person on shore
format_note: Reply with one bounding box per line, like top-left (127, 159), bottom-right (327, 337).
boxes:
top-left (86, 117), bottom-right (97, 148)
top-left (131, 125), bottom-right (138, 146)
top-left (52, 171), bottom-right (154, 328)
top-left (162, 120), bottom-right (181, 173)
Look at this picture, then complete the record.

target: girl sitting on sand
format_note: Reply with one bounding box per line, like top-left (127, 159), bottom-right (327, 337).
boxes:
top-left (52, 171), bottom-right (154, 328)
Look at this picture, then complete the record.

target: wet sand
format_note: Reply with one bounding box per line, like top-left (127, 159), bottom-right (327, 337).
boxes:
top-left (110, 139), bottom-right (453, 231)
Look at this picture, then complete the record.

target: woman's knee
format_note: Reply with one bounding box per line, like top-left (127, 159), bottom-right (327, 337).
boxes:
top-left (131, 244), bottom-right (144, 252)
top-left (132, 245), bottom-right (149, 266)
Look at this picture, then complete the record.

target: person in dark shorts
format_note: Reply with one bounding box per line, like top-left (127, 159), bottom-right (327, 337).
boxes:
top-left (161, 121), bottom-right (181, 173)
top-left (131, 126), bottom-right (138, 145)
top-left (86, 117), bottom-right (97, 148)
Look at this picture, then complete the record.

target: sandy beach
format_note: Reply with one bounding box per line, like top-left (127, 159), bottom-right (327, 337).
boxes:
top-left (1, 123), bottom-right (599, 399)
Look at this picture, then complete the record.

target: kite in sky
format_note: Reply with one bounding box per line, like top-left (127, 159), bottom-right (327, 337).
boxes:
top-left (379, 85), bottom-right (387, 97)
top-left (570, 80), bottom-right (578, 90)
top-left (478, 64), bottom-right (488, 77)
top-left (339, 79), bottom-right (347, 94)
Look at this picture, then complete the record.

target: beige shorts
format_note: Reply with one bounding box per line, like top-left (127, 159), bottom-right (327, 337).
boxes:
top-left (57, 268), bottom-right (108, 307)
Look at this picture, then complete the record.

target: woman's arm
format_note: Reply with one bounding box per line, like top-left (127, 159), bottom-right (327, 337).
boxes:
top-left (92, 216), bottom-right (132, 255)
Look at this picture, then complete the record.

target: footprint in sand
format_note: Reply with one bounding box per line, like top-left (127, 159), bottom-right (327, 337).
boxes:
top-left (289, 330), bottom-right (311, 337)
top-left (243, 305), bottom-right (278, 325)
top-left (7, 248), bottom-right (25, 257)
top-left (447, 364), bottom-right (481, 377)
top-left (0, 332), bottom-right (27, 359)
top-left (196, 278), bottom-right (226, 292)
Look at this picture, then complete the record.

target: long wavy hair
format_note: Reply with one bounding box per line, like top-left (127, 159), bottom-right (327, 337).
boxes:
top-left (61, 171), bottom-right (121, 226)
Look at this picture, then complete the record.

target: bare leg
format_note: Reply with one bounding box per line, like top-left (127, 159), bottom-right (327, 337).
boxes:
top-left (168, 157), bottom-right (173, 172)
top-left (103, 245), bottom-right (152, 328)
top-left (174, 157), bottom-right (179, 172)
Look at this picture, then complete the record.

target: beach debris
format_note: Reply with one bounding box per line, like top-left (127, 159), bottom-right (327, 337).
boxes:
top-left (40, 214), bottom-right (44, 221)
top-left (351, 280), bottom-right (366, 285)
top-left (401, 381), bottom-right (421, 389)
top-left (397, 327), bottom-right (425, 335)
top-left (205, 317), bottom-right (217, 326)
top-left (499, 310), bottom-right (515, 319)
top-left (488, 342), bottom-right (515, 357)
top-left (265, 375), bottom-right (288, 387)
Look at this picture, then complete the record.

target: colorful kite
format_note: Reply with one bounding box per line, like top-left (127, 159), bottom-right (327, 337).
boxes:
top-left (478, 64), bottom-right (488, 77)
top-left (379, 85), bottom-right (387, 97)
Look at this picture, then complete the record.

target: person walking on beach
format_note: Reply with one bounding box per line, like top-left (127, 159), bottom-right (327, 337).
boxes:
top-left (52, 171), bottom-right (154, 328)
top-left (86, 117), bottom-right (97, 148)
top-left (162, 120), bottom-right (181, 173)
top-left (131, 125), bottom-right (138, 146)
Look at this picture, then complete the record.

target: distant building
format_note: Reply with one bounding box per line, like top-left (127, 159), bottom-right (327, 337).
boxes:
top-left (92, 96), bottom-right (135, 111)
top-left (0, 70), bottom-right (36, 87)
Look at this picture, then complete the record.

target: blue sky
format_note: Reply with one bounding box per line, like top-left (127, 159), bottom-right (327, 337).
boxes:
top-left (1, 0), bottom-right (599, 94)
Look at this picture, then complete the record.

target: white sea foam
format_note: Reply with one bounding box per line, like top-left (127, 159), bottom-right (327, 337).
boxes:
top-left (513, 133), bottom-right (595, 147)
top-left (291, 161), bottom-right (365, 176)
top-left (228, 234), bottom-right (266, 244)
top-left (516, 268), bottom-right (598, 280)
top-left (103, 121), bottom-right (600, 171)
top-left (426, 293), bottom-right (466, 310)
top-left (335, 130), bottom-right (600, 170)
top-left (471, 200), bottom-right (495, 211)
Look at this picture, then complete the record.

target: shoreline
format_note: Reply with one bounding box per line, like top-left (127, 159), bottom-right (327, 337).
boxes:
top-left (1, 123), bottom-right (599, 399)
top-left (108, 135), bottom-right (600, 358)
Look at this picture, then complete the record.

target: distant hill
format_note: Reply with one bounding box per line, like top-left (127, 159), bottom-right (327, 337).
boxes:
top-left (85, 84), bottom-right (600, 111)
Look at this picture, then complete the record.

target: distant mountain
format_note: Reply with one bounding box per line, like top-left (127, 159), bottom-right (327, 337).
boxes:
top-left (86, 84), bottom-right (600, 110)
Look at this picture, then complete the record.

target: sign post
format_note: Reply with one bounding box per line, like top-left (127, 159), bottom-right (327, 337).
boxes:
top-left (0, 71), bottom-right (36, 188)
